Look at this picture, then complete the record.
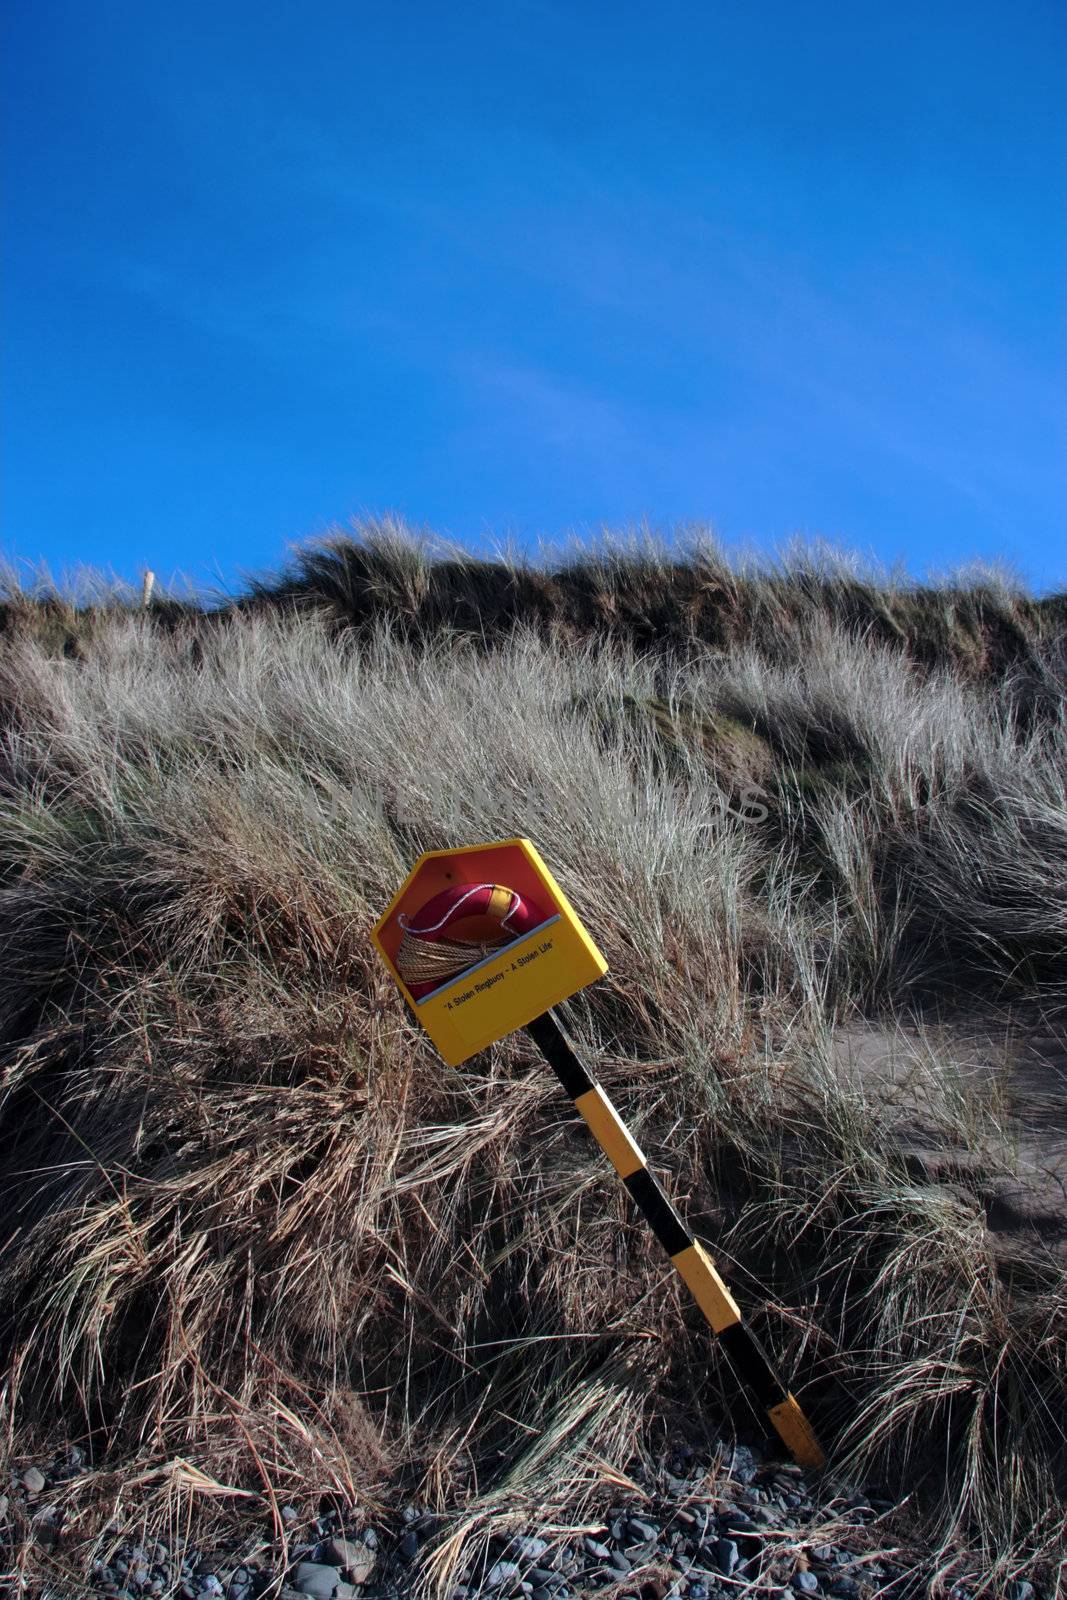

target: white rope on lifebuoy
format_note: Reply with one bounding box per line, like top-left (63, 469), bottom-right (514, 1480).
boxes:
top-left (393, 880), bottom-right (543, 996)
top-left (398, 883), bottom-right (514, 936)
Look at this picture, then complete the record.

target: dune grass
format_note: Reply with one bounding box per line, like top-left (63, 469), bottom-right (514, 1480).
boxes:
top-left (0, 531), bottom-right (1064, 1594)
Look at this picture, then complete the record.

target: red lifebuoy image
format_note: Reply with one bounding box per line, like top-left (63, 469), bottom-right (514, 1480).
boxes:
top-left (395, 881), bottom-right (548, 998)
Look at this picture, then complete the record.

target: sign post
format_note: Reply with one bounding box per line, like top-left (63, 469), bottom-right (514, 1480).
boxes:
top-left (372, 837), bottom-right (824, 1468)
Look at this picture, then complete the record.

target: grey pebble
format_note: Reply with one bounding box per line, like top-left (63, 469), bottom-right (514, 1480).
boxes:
top-left (510, 1535), bottom-right (548, 1561)
top-left (1008, 1587), bottom-right (1035, 1600)
top-left (398, 1531), bottom-right (420, 1562)
top-left (21, 1467), bottom-right (46, 1494)
top-left (485, 1560), bottom-right (520, 1589)
top-left (291, 1562), bottom-right (344, 1600)
top-left (626, 1518), bottom-right (659, 1543)
top-left (711, 1538), bottom-right (739, 1576)
top-left (727, 1445), bottom-right (759, 1484)
top-left (795, 1574), bottom-right (820, 1594)
top-left (582, 1536), bottom-right (611, 1561)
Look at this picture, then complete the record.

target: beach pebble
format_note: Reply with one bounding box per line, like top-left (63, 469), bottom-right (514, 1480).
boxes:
top-left (291, 1562), bottom-right (344, 1599)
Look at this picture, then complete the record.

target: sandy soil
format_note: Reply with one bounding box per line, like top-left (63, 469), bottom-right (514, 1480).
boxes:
top-left (829, 1005), bottom-right (1067, 1269)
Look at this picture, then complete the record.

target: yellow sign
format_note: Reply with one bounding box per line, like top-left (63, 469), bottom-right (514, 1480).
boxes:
top-left (372, 838), bottom-right (608, 1066)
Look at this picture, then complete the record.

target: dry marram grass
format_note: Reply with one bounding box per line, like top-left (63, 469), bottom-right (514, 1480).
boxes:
top-left (0, 532), bottom-right (1064, 1593)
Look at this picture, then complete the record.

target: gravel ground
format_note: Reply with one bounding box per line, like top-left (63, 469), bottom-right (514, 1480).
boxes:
top-left (3, 1437), bottom-right (1047, 1600)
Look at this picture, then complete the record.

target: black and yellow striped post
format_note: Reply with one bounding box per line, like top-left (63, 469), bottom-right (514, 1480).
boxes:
top-left (526, 1009), bottom-right (824, 1469)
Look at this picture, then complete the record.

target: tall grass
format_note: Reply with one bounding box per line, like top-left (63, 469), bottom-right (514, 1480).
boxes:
top-left (0, 532), bottom-right (1064, 1593)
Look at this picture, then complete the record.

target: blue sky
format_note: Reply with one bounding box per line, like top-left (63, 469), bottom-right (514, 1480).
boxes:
top-left (3, 1), bottom-right (1065, 593)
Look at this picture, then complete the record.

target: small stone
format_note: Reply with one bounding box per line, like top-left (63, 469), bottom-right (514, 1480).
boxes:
top-left (399, 1531), bottom-right (419, 1563)
top-left (795, 1575), bottom-right (820, 1594)
top-left (727, 1445), bottom-right (759, 1484)
top-left (282, 1506), bottom-right (300, 1525)
top-left (324, 1538), bottom-right (375, 1583)
top-left (510, 1536), bottom-right (549, 1562)
top-left (401, 1505), bottom-right (419, 1524)
top-left (361, 1529), bottom-right (379, 1550)
top-left (582, 1536), bottom-right (611, 1561)
top-left (626, 1518), bottom-right (659, 1543)
top-left (1007, 1588), bottom-right (1035, 1600)
top-left (291, 1562), bottom-right (344, 1600)
top-left (721, 1508), bottom-right (755, 1532)
top-left (610, 1551), bottom-right (632, 1573)
top-left (711, 1538), bottom-right (739, 1576)
top-left (198, 1580), bottom-right (223, 1598)
top-left (688, 1587), bottom-right (709, 1600)
top-left (830, 1581), bottom-right (860, 1600)
top-left (486, 1560), bottom-right (521, 1590)
top-left (21, 1467), bottom-right (46, 1494)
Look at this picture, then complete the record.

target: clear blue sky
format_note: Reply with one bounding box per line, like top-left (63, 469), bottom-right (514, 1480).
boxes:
top-left (3, 1), bottom-right (1065, 593)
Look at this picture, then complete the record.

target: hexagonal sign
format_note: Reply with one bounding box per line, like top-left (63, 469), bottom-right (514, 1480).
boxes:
top-left (372, 838), bottom-right (608, 1066)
